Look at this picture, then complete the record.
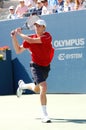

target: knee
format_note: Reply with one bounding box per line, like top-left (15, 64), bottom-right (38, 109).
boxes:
top-left (34, 86), bottom-right (40, 93)
top-left (39, 81), bottom-right (47, 94)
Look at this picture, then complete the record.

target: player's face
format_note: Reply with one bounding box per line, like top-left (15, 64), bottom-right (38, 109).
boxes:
top-left (34, 24), bottom-right (45, 35)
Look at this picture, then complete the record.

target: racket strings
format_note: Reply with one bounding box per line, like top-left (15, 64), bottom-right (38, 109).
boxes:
top-left (26, 15), bottom-right (40, 30)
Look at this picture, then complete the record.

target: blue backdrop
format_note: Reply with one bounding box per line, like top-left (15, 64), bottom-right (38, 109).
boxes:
top-left (0, 10), bottom-right (86, 94)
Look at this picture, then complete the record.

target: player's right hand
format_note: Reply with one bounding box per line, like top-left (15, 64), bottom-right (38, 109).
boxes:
top-left (11, 30), bottom-right (16, 36)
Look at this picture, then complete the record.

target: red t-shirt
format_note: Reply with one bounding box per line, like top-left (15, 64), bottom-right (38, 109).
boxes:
top-left (23, 32), bottom-right (54, 66)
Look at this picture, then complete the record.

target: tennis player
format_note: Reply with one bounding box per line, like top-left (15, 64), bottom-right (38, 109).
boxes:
top-left (11, 19), bottom-right (54, 123)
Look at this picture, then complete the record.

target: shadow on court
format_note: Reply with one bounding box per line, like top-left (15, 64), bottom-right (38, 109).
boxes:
top-left (50, 118), bottom-right (86, 124)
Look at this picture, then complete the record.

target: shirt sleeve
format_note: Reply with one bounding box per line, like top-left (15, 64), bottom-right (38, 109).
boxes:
top-left (40, 32), bottom-right (52, 44)
top-left (23, 41), bottom-right (30, 48)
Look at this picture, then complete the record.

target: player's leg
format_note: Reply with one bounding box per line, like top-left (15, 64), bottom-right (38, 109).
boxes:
top-left (39, 81), bottom-right (51, 123)
top-left (17, 80), bottom-right (40, 97)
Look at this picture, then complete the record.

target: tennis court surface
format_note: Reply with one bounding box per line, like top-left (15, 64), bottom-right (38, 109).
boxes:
top-left (0, 94), bottom-right (86, 130)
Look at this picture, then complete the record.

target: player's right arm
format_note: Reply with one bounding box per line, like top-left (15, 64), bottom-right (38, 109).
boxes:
top-left (11, 29), bottom-right (25, 54)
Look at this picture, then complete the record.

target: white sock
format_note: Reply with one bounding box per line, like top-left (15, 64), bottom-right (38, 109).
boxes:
top-left (41, 105), bottom-right (48, 117)
top-left (20, 82), bottom-right (35, 91)
top-left (20, 84), bottom-right (28, 89)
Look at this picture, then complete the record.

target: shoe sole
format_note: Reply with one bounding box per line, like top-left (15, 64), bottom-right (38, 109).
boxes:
top-left (16, 88), bottom-right (22, 98)
top-left (42, 120), bottom-right (51, 123)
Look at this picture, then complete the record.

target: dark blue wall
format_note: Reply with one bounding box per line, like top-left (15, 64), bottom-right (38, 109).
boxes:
top-left (0, 50), bottom-right (14, 95)
top-left (0, 10), bottom-right (86, 94)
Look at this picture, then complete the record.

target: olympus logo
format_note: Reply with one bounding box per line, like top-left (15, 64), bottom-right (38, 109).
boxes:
top-left (53, 38), bottom-right (85, 60)
top-left (54, 38), bottom-right (85, 50)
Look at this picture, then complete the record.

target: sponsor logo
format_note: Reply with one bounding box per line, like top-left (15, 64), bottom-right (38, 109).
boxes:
top-left (58, 53), bottom-right (83, 60)
top-left (53, 38), bottom-right (85, 60)
top-left (54, 38), bottom-right (85, 50)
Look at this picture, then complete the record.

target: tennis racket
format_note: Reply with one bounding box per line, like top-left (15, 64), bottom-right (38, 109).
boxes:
top-left (21, 15), bottom-right (41, 30)
top-left (11, 15), bottom-right (41, 35)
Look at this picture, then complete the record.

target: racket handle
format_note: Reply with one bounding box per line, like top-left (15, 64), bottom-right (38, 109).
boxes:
top-left (21, 24), bottom-right (30, 30)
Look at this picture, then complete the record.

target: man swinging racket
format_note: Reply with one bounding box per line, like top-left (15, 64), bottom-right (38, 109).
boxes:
top-left (11, 18), bottom-right (54, 123)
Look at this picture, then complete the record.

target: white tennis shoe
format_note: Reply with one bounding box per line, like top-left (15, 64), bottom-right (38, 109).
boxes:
top-left (41, 116), bottom-right (51, 123)
top-left (17, 80), bottom-right (25, 97)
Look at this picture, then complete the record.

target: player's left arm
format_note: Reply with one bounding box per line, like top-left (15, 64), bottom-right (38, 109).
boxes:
top-left (18, 33), bottom-right (42, 44)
